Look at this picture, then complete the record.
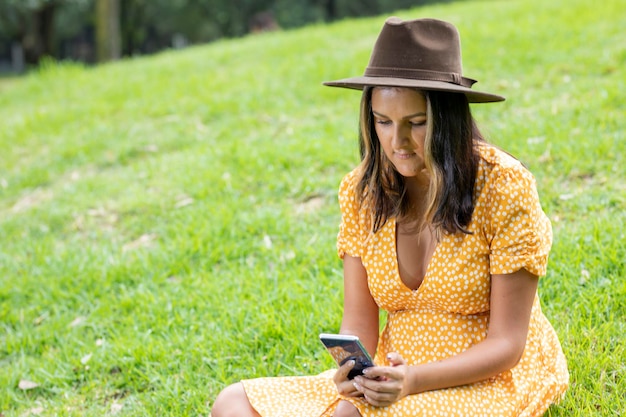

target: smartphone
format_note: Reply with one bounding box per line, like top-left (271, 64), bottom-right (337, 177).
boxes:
top-left (319, 333), bottom-right (374, 379)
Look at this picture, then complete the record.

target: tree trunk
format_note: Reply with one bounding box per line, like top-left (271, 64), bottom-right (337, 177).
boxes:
top-left (325, 0), bottom-right (337, 21)
top-left (21, 2), bottom-right (58, 64)
top-left (11, 41), bottom-right (25, 73)
top-left (96, 0), bottom-right (121, 62)
top-left (38, 3), bottom-right (57, 57)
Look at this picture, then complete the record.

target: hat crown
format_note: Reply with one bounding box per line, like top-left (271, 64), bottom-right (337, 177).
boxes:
top-left (323, 16), bottom-right (505, 103)
top-left (368, 18), bottom-right (463, 76)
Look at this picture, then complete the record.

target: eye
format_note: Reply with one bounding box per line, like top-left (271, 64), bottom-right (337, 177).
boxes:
top-left (375, 119), bottom-right (391, 126)
top-left (410, 120), bottom-right (427, 127)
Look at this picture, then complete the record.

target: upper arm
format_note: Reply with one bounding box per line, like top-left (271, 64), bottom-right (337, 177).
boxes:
top-left (484, 164), bottom-right (548, 365)
top-left (487, 268), bottom-right (538, 365)
top-left (336, 172), bottom-right (379, 354)
top-left (340, 255), bottom-right (379, 356)
top-left (486, 164), bottom-right (552, 278)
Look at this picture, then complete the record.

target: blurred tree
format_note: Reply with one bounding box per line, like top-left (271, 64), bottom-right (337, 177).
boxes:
top-left (0, 0), bottom-right (58, 64)
top-left (119, 0), bottom-right (197, 56)
top-left (336, 0), bottom-right (380, 18)
top-left (323, 0), bottom-right (337, 21)
top-left (95, 0), bottom-right (120, 61)
top-left (0, 0), bottom-right (452, 70)
top-left (192, 0), bottom-right (275, 39)
top-left (273, 0), bottom-right (324, 29)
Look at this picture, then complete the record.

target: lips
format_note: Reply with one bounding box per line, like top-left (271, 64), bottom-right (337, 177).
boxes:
top-left (394, 151), bottom-right (415, 160)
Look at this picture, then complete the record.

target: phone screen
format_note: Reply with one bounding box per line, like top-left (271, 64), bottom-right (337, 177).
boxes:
top-left (319, 333), bottom-right (374, 379)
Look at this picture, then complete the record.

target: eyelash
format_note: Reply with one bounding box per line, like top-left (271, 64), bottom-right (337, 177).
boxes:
top-left (375, 120), bottom-right (426, 127)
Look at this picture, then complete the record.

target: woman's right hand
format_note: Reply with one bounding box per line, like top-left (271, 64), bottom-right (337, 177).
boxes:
top-left (333, 360), bottom-right (364, 397)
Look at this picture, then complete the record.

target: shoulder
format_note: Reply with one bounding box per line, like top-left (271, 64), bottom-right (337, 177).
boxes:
top-left (338, 167), bottom-right (362, 202)
top-left (339, 167), bottom-right (360, 190)
top-left (473, 143), bottom-right (546, 230)
top-left (477, 143), bottom-right (528, 174)
top-left (476, 143), bottom-right (537, 193)
top-left (337, 167), bottom-right (373, 231)
top-left (475, 146), bottom-right (552, 276)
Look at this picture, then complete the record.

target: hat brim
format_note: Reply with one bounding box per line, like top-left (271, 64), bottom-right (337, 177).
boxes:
top-left (323, 76), bottom-right (505, 103)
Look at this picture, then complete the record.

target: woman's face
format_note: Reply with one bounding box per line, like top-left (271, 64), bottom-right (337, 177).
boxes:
top-left (371, 87), bottom-right (428, 179)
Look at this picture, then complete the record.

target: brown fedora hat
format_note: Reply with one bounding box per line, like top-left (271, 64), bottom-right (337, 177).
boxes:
top-left (324, 17), bottom-right (504, 103)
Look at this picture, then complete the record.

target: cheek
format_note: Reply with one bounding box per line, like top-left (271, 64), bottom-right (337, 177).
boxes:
top-left (413, 131), bottom-right (427, 152)
top-left (375, 127), bottom-right (392, 148)
top-left (377, 135), bottom-right (393, 157)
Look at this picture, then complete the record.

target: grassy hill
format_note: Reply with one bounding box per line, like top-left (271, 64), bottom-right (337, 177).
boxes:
top-left (1, 0), bottom-right (624, 415)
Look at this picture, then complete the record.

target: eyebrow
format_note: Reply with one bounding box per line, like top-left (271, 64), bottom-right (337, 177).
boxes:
top-left (372, 110), bottom-right (427, 119)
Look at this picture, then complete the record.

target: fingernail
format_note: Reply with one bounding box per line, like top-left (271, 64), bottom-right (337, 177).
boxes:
top-left (348, 360), bottom-right (355, 366)
top-left (353, 382), bottom-right (361, 391)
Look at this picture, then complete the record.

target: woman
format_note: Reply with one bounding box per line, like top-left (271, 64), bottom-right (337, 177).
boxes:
top-left (211, 17), bottom-right (568, 416)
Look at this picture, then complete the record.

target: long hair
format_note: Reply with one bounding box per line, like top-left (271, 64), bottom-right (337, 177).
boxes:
top-left (355, 87), bottom-right (482, 236)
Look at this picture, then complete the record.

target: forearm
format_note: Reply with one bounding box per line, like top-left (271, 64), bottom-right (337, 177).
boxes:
top-left (405, 336), bottom-right (523, 395)
top-left (404, 271), bottom-right (537, 395)
top-left (340, 319), bottom-right (379, 357)
top-left (341, 255), bottom-right (380, 356)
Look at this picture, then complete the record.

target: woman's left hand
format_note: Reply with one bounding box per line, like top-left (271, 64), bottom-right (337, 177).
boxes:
top-left (352, 352), bottom-right (409, 407)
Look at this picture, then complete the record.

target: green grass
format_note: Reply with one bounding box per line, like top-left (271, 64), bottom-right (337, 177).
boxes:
top-left (1, 0), bottom-right (625, 415)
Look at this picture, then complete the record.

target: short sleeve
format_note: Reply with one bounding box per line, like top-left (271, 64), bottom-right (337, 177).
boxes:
top-left (486, 165), bottom-right (552, 277)
top-left (337, 170), bottom-right (366, 259)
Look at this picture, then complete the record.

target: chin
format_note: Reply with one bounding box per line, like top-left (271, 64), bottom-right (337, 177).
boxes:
top-left (395, 167), bottom-right (429, 182)
top-left (395, 167), bottom-right (420, 176)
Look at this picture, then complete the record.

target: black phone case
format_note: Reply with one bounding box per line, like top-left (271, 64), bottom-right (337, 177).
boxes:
top-left (319, 334), bottom-right (374, 379)
top-left (339, 354), bottom-right (374, 379)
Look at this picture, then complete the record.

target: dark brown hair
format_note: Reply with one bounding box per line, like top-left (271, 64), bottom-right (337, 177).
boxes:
top-left (355, 87), bottom-right (483, 235)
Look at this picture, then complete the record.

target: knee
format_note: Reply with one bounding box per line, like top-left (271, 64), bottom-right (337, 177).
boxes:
top-left (211, 382), bottom-right (256, 417)
top-left (333, 400), bottom-right (362, 417)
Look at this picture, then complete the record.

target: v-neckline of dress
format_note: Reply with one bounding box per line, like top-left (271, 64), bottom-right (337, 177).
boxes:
top-left (391, 218), bottom-right (439, 293)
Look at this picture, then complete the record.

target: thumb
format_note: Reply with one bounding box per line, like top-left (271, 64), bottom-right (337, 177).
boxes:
top-left (386, 352), bottom-right (406, 367)
top-left (335, 359), bottom-right (355, 381)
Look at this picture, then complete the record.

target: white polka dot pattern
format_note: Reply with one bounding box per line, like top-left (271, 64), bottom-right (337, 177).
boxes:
top-left (241, 144), bottom-right (568, 416)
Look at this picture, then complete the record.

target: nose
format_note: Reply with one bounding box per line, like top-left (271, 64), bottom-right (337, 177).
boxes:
top-left (391, 124), bottom-right (409, 148)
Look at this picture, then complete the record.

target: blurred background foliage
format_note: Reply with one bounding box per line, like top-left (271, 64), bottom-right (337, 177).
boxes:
top-left (0, 0), bottom-right (447, 71)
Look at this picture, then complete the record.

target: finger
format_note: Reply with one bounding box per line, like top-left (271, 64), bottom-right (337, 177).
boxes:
top-left (360, 387), bottom-right (398, 407)
top-left (365, 395), bottom-right (393, 407)
top-left (333, 360), bottom-right (355, 383)
top-left (355, 374), bottom-right (401, 395)
top-left (337, 380), bottom-right (362, 397)
top-left (362, 366), bottom-right (403, 383)
top-left (359, 381), bottom-right (401, 406)
top-left (386, 352), bottom-right (406, 366)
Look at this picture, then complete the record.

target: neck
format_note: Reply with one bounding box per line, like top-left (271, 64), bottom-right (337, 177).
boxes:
top-left (404, 173), bottom-right (431, 203)
top-left (398, 174), bottom-right (431, 229)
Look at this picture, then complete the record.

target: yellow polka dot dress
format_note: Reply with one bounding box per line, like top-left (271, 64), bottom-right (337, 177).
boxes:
top-left (241, 144), bottom-right (568, 416)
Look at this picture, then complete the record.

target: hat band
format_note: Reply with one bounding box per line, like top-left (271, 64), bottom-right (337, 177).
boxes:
top-left (364, 66), bottom-right (477, 88)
